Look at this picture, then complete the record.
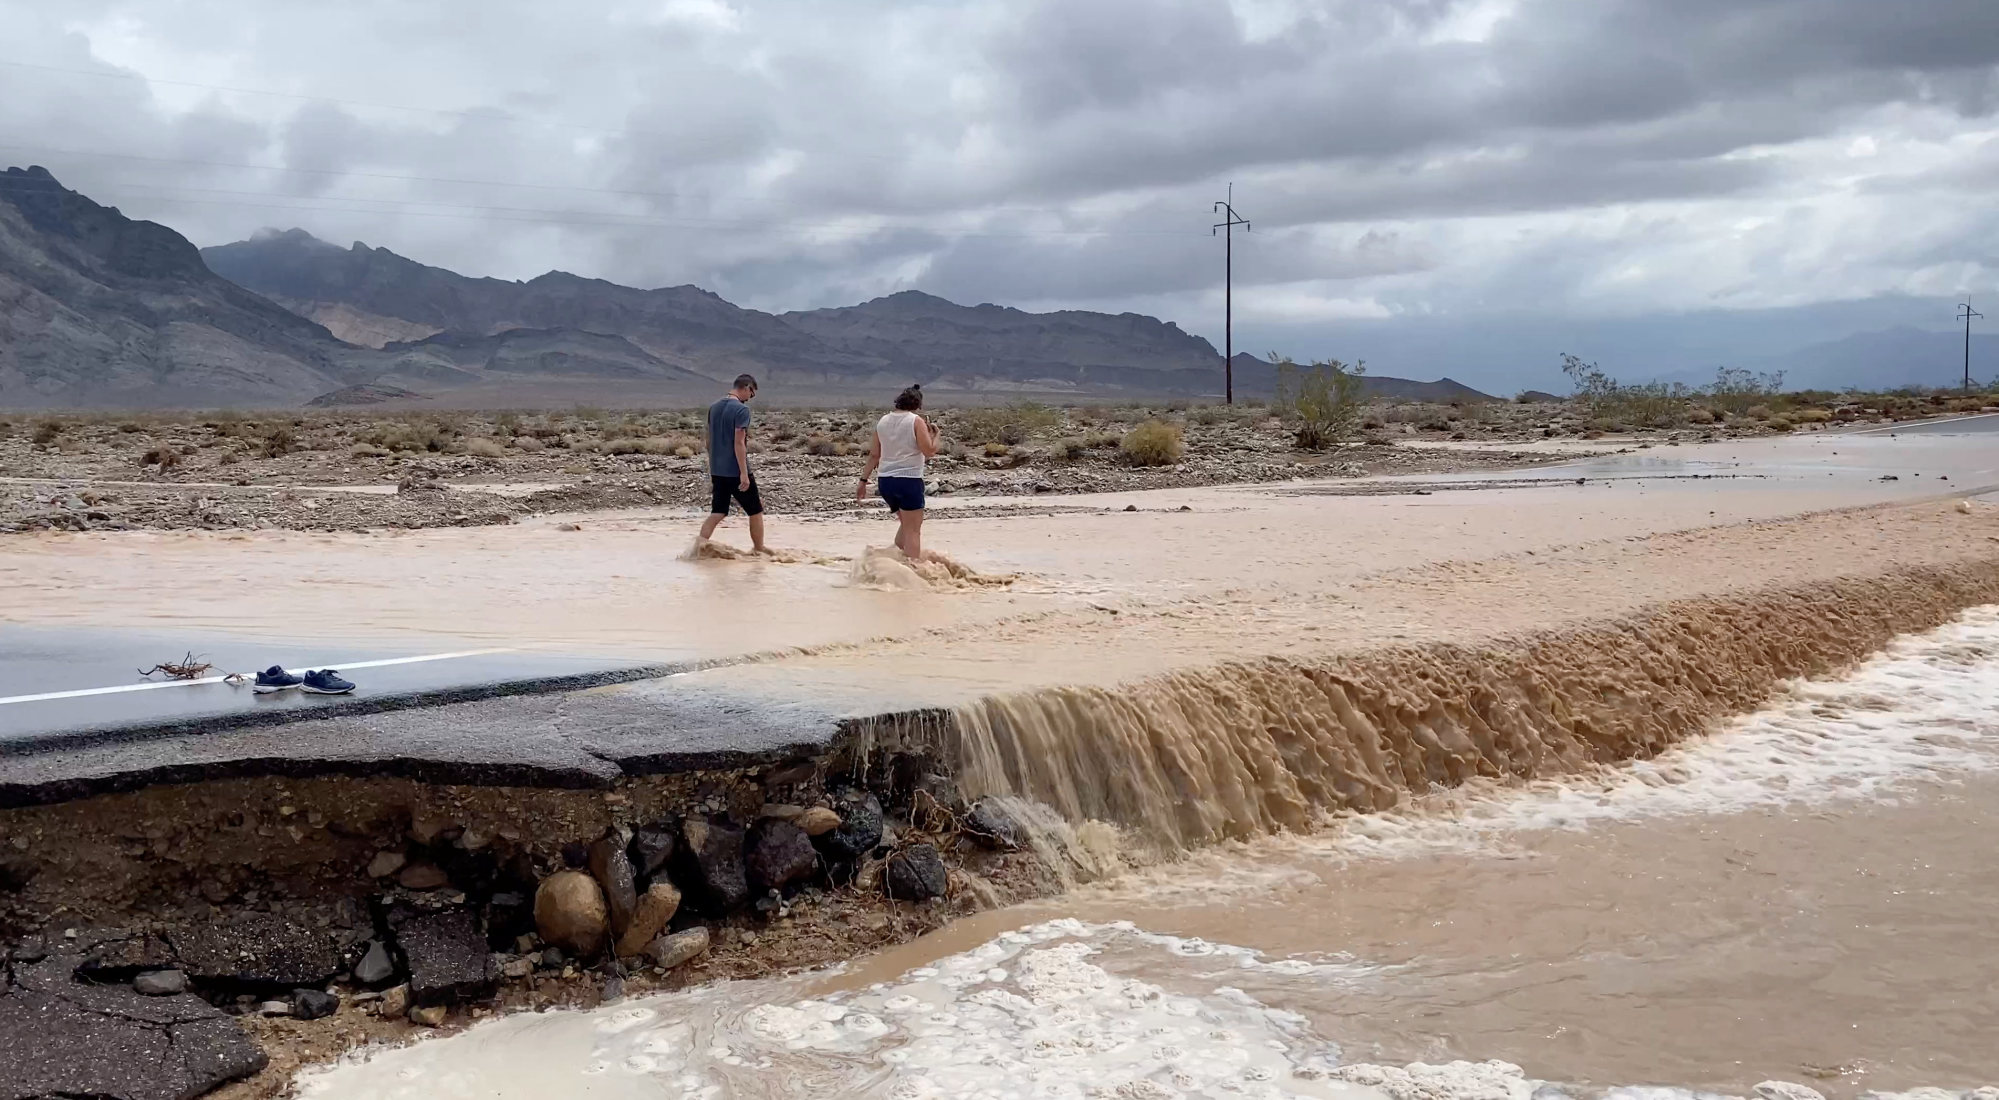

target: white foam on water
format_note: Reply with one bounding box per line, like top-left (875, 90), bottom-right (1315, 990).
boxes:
top-left (294, 920), bottom-right (1387, 1100)
top-left (1301, 604), bottom-right (1999, 862)
top-left (294, 918), bottom-right (1993, 1100)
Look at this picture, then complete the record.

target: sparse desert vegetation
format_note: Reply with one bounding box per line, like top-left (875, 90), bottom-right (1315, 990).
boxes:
top-left (2, 381), bottom-right (1990, 533)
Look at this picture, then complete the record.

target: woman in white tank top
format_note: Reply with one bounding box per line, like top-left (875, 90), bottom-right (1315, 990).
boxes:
top-left (857, 384), bottom-right (941, 561)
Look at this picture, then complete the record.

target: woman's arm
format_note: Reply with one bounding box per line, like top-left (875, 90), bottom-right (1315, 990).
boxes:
top-left (857, 433), bottom-right (882, 500)
top-left (914, 414), bottom-right (941, 457)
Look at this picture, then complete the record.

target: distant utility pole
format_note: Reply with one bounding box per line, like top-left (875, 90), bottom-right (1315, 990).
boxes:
top-left (1960, 302), bottom-right (1983, 393)
top-left (1213, 184), bottom-right (1250, 405)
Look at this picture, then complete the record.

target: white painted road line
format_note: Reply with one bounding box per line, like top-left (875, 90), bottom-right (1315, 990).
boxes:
top-left (0, 649), bottom-right (514, 706)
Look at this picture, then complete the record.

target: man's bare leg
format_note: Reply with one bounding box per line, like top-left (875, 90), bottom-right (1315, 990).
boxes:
top-left (699, 512), bottom-right (724, 541)
top-left (749, 513), bottom-right (768, 553)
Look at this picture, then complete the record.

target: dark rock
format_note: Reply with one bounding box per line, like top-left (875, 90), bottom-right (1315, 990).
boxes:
top-left (884, 843), bottom-right (949, 901)
top-left (291, 988), bottom-right (339, 1021)
top-left (560, 841), bottom-right (588, 869)
top-left (352, 939), bottom-right (396, 987)
top-left (816, 790), bottom-right (884, 862)
top-left (745, 820), bottom-right (819, 895)
top-left (132, 970), bottom-right (187, 997)
top-left (167, 910), bottom-right (357, 988)
top-left (628, 825), bottom-right (677, 883)
top-left (0, 948), bottom-right (267, 1099)
top-left (675, 816), bottom-right (750, 915)
top-left (760, 759), bottom-right (818, 788)
top-left (588, 828), bottom-right (639, 936)
top-left (485, 890), bottom-right (535, 951)
top-left (392, 908), bottom-right (498, 1006)
top-left (0, 855), bottom-right (37, 892)
top-left (79, 931), bottom-right (175, 976)
top-left (963, 800), bottom-right (1025, 851)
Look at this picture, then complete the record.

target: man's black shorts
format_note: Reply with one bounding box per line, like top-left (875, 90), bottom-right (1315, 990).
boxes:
top-left (710, 474), bottom-right (763, 516)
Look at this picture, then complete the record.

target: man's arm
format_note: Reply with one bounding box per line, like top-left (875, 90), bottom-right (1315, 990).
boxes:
top-left (857, 433), bottom-right (881, 500)
top-left (733, 426), bottom-right (750, 491)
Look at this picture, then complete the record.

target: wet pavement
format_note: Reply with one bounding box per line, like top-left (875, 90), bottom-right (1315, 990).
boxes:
top-left (0, 624), bottom-right (651, 749)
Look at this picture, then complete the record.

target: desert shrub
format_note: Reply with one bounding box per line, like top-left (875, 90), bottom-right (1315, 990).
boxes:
top-left (1795, 408), bottom-right (1832, 423)
top-left (1688, 407), bottom-right (1718, 425)
top-left (351, 443), bottom-right (392, 458)
top-left (117, 421), bottom-right (146, 434)
top-left (1120, 420), bottom-right (1183, 466)
top-left (1275, 353), bottom-right (1367, 450)
top-left (259, 426), bottom-right (296, 459)
top-left (1766, 416), bottom-right (1795, 432)
top-left (957, 402), bottom-right (1061, 446)
top-left (805, 436), bottom-right (837, 456)
top-left (1746, 404), bottom-right (1772, 420)
top-left (361, 421), bottom-right (452, 453)
top-left (462, 437), bottom-right (507, 458)
top-left (981, 441), bottom-right (1012, 458)
top-left (601, 436), bottom-right (683, 456)
top-left (1087, 432), bottom-right (1122, 449)
top-left (1057, 437), bottom-right (1087, 460)
top-left (31, 420), bottom-right (62, 447)
top-left (494, 411), bottom-right (521, 436)
top-left (1707, 367), bottom-right (1787, 416)
top-left (1560, 353), bottom-right (1690, 428)
top-left (511, 436), bottom-right (545, 453)
top-left (139, 445), bottom-right (179, 469)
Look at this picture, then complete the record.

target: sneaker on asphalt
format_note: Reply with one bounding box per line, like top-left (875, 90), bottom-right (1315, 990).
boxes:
top-left (301, 669), bottom-right (355, 695)
top-left (253, 665), bottom-right (303, 694)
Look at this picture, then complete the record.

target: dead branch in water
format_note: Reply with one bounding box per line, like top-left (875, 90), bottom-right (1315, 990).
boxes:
top-left (137, 651), bottom-right (213, 680)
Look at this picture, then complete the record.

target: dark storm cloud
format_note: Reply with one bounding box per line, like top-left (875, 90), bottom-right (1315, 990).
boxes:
top-left (0, 0), bottom-right (1994, 379)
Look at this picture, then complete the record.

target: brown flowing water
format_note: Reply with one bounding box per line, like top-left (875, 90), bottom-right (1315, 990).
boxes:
top-left (296, 599), bottom-right (1999, 1100)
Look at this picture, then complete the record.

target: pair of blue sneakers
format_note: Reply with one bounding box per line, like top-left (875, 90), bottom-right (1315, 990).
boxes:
top-left (253, 666), bottom-right (355, 695)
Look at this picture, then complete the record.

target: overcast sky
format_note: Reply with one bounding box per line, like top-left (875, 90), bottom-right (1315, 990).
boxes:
top-left (3, 0), bottom-right (1997, 387)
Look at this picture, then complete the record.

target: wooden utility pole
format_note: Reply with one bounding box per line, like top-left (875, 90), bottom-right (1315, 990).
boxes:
top-left (1960, 302), bottom-right (1983, 392)
top-left (1213, 185), bottom-right (1250, 404)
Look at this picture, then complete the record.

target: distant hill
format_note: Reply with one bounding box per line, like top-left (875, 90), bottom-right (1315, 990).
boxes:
top-left (782, 290), bottom-right (1224, 392)
top-left (0, 167), bottom-right (372, 409)
top-left (202, 229), bottom-right (881, 386)
top-left (1735, 326), bottom-right (1999, 392)
top-left (1225, 354), bottom-right (1496, 402)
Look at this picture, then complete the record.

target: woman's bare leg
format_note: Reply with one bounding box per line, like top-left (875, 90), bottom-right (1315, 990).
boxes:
top-left (899, 509), bottom-right (924, 561)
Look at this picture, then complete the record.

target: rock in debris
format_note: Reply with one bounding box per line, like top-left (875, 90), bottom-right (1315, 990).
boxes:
top-left (628, 825), bottom-right (677, 884)
top-left (365, 849), bottom-right (408, 879)
top-left (0, 948), bottom-right (267, 1099)
top-left (394, 908), bottom-right (499, 1005)
top-left (677, 816), bottom-right (750, 915)
top-left (352, 939), bottom-right (396, 987)
top-left (1754, 1084), bottom-right (1827, 1100)
top-left (377, 984), bottom-right (409, 1019)
top-left (292, 988), bottom-right (340, 1021)
top-left (613, 882), bottom-right (683, 960)
top-left (796, 806), bottom-right (842, 837)
top-left (588, 828), bottom-right (640, 937)
top-left (884, 843), bottom-right (949, 901)
top-left (132, 969), bottom-right (188, 996)
top-left (644, 927), bottom-right (711, 971)
top-left (258, 999), bottom-right (293, 1017)
top-left (397, 862), bottom-right (450, 890)
top-left (963, 800), bottom-right (1025, 851)
top-left (816, 790), bottom-right (883, 862)
top-left (408, 1004), bottom-right (447, 1028)
top-left (746, 819), bottom-right (819, 895)
top-left (534, 870), bottom-right (608, 958)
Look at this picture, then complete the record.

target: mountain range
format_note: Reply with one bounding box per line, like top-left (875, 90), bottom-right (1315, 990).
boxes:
top-left (0, 166), bottom-right (1490, 410)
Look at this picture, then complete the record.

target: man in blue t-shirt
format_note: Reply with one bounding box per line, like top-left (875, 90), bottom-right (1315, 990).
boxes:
top-left (698, 373), bottom-right (768, 552)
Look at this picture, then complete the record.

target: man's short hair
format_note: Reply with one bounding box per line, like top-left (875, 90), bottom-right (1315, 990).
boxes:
top-left (733, 373), bottom-right (758, 392)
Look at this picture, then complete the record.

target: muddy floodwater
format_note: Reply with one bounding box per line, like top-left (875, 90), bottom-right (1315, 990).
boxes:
top-left (295, 607), bottom-right (1999, 1099)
